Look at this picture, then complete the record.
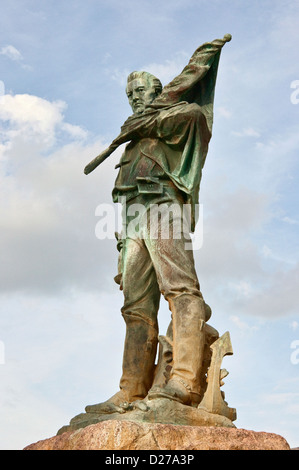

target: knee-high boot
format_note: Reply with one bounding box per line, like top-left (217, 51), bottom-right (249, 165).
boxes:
top-left (119, 313), bottom-right (158, 401)
top-left (85, 313), bottom-right (158, 414)
top-left (149, 294), bottom-right (206, 406)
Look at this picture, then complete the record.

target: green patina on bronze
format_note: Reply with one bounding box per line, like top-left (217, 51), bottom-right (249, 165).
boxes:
top-left (56, 35), bottom-right (237, 433)
top-left (85, 34), bottom-right (231, 231)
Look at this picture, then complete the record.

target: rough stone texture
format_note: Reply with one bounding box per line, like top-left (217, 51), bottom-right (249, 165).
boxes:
top-left (57, 397), bottom-right (235, 436)
top-left (24, 420), bottom-right (290, 451)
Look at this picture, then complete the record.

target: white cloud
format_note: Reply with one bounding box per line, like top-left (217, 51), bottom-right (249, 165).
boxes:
top-left (106, 51), bottom-right (189, 89)
top-left (0, 91), bottom-right (127, 448)
top-left (261, 245), bottom-right (296, 266)
top-left (141, 51), bottom-right (189, 86)
top-left (0, 94), bottom-right (88, 147)
top-left (282, 216), bottom-right (299, 226)
top-left (0, 45), bottom-right (31, 70)
top-left (232, 127), bottom-right (260, 138)
top-left (0, 92), bottom-right (121, 295)
top-left (107, 67), bottom-right (131, 87)
top-left (0, 45), bottom-right (23, 61)
top-left (255, 126), bottom-right (299, 161)
top-left (269, 2), bottom-right (299, 76)
top-left (217, 106), bottom-right (232, 119)
top-left (0, 94), bottom-right (64, 146)
top-left (61, 122), bottom-right (89, 140)
top-left (229, 315), bottom-right (258, 332)
top-left (0, 290), bottom-right (125, 449)
top-left (290, 321), bottom-right (299, 331)
top-left (105, 51), bottom-right (190, 89)
top-left (229, 281), bottom-right (253, 298)
top-left (240, 263), bottom-right (299, 318)
top-left (263, 392), bottom-right (299, 408)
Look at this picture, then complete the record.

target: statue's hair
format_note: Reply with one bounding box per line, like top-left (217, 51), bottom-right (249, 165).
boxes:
top-left (126, 71), bottom-right (163, 95)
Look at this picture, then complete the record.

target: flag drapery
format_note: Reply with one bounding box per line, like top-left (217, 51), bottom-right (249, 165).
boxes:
top-left (84, 34), bottom-right (231, 176)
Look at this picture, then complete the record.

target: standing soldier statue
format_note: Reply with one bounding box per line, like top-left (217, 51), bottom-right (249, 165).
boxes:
top-left (83, 35), bottom-right (234, 417)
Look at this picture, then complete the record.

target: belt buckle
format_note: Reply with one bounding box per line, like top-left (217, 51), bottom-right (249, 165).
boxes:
top-left (136, 177), bottom-right (163, 195)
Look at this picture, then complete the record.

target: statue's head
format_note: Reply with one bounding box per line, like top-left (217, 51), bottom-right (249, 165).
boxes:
top-left (126, 71), bottom-right (162, 115)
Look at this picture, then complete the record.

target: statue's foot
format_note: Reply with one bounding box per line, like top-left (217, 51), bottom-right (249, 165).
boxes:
top-left (148, 378), bottom-right (199, 406)
top-left (85, 391), bottom-right (129, 415)
top-left (121, 399), bottom-right (149, 412)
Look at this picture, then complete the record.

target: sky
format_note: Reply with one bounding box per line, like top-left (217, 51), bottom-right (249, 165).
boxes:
top-left (0, 0), bottom-right (299, 450)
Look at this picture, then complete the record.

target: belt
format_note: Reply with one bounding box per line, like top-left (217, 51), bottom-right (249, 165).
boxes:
top-left (115, 178), bottom-right (178, 202)
top-left (136, 176), bottom-right (164, 194)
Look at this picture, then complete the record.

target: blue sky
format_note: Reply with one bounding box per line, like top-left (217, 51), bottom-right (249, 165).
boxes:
top-left (0, 0), bottom-right (299, 449)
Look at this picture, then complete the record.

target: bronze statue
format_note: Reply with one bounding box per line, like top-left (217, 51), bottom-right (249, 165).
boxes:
top-left (57, 36), bottom-right (237, 434)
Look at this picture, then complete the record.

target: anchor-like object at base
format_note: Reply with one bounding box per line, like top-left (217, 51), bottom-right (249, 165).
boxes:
top-left (198, 331), bottom-right (237, 421)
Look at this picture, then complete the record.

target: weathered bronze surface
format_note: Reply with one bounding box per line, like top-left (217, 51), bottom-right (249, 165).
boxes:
top-left (58, 35), bottom-right (236, 434)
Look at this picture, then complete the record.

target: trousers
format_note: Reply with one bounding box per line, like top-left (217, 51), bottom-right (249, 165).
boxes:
top-left (117, 187), bottom-right (207, 401)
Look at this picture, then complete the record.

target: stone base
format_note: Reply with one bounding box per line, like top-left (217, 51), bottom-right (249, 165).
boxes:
top-left (56, 397), bottom-right (236, 436)
top-left (24, 420), bottom-right (290, 450)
